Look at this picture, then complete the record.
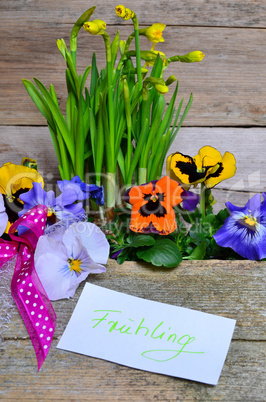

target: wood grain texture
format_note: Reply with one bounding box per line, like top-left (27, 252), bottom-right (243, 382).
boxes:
top-left (1, 126), bottom-right (265, 201)
top-left (1, 0), bottom-right (266, 27)
top-left (1, 259), bottom-right (266, 400)
top-left (0, 13), bottom-right (266, 126)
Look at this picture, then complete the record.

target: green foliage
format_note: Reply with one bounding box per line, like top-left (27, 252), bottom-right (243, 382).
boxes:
top-left (22, 6), bottom-right (201, 209)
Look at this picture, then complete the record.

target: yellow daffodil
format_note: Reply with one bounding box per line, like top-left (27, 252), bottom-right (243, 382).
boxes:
top-left (145, 23), bottom-right (166, 43)
top-left (0, 162), bottom-right (44, 228)
top-left (115, 5), bottom-right (126, 18)
top-left (167, 146), bottom-right (236, 189)
top-left (83, 19), bottom-right (106, 35)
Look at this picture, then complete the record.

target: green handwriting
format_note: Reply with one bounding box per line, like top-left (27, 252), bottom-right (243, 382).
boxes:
top-left (91, 310), bottom-right (204, 361)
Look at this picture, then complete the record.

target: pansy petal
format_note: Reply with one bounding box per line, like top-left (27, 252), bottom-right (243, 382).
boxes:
top-left (18, 182), bottom-right (47, 216)
top-left (204, 151), bottom-right (236, 189)
top-left (0, 194), bottom-right (8, 236)
top-left (63, 222), bottom-right (110, 265)
top-left (34, 233), bottom-right (68, 264)
top-left (35, 253), bottom-right (80, 300)
top-left (168, 152), bottom-right (206, 186)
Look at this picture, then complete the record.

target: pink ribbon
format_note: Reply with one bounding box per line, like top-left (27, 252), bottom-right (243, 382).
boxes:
top-left (0, 205), bottom-right (56, 370)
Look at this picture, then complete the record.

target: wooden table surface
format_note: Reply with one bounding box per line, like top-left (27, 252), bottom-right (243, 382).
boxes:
top-left (1, 259), bottom-right (265, 400)
top-left (0, 1), bottom-right (266, 400)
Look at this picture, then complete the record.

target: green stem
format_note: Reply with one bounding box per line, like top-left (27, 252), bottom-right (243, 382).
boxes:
top-left (138, 167), bottom-right (147, 185)
top-left (106, 172), bottom-right (116, 209)
top-left (103, 33), bottom-right (115, 172)
top-left (200, 183), bottom-right (206, 219)
top-left (132, 16), bottom-right (142, 89)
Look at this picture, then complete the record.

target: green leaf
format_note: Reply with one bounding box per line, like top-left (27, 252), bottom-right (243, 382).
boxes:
top-left (186, 241), bottom-right (207, 260)
top-left (136, 239), bottom-right (182, 268)
top-left (70, 6), bottom-right (96, 53)
top-left (127, 233), bottom-right (155, 248)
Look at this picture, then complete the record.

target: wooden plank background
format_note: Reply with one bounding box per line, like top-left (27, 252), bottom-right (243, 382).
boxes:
top-left (0, 0), bottom-right (266, 206)
top-left (1, 259), bottom-right (266, 400)
top-left (0, 1), bottom-right (266, 400)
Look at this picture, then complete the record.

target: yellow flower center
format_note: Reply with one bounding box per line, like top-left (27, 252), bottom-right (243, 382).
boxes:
top-left (153, 30), bottom-right (162, 39)
top-left (47, 207), bottom-right (55, 217)
top-left (244, 216), bottom-right (257, 226)
top-left (68, 258), bottom-right (82, 274)
top-left (239, 214), bottom-right (257, 231)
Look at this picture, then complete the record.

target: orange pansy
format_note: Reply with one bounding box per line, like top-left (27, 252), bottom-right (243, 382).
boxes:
top-left (124, 176), bottom-right (183, 235)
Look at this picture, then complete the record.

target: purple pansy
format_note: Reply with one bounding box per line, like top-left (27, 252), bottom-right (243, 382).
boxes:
top-left (18, 182), bottom-right (84, 224)
top-left (35, 221), bottom-right (109, 300)
top-left (57, 176), bottom-right (104, 205)
top-left (0, 193), bottom-right (8, 236)
top-left (181, 189), bottom-right (200, 211)
top-left (213, 193), bottom-right (266, 260)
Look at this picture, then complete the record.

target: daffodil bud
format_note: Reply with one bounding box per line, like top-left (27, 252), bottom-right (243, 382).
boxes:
top-left (124, 8), bottom-right (132, 21)
top-left (83, 20), bottom-right (106, 35)
top-left (57, 38), bottom-right (68, 59)
top-left (115, 5), bottom-right (126, 18)
top-left (93, 19), bottom-right (107, 31)
top-left (154, 84), bottom-right (169, 94)
top-left (119, 39), bottom-right (126, 56)
top-left (184, 51), bottom-right (205, 62)
top-left (165, 75), bottom-right (177, 86)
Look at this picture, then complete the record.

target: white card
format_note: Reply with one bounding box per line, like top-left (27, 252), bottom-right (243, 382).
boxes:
top-left (57, 283), bottom-right (236, 385)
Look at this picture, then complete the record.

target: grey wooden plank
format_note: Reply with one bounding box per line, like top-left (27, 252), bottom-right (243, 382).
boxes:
top-left (1, 0), bottom-right (266, 28)
top-left (0, 23), bottom-right (266, 126)
top-left (1, 339), bottom-right (265, 400)
top-left (2, 259), bottom-right (266, 341)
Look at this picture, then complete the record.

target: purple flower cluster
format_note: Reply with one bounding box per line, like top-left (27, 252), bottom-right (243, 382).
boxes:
top-left (18, 176), bottom-right (104, 225)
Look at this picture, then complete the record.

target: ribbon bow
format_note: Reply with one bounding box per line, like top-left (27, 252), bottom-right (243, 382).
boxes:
top-left (0, 205), bottom-right (56, 370)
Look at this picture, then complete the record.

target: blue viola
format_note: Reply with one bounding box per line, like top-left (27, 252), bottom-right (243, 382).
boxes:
top-left (213, 193), bottom-right (266, 260)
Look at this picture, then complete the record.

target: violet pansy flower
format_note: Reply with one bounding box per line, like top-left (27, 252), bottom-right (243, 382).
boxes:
top-left (0, 193), bottom-right (8, 236)
top-left (213, 193), bottom-right (266, 260)
top-left (34, 221), bottom-right (110, 300)
top-left (57, 176), bottom-right (104, 205)
top-left (18, 182), bottom-right (85, 225)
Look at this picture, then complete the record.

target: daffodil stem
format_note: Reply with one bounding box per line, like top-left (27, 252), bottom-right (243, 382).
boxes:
top-left (200, 183), bottom-right (206, 219)
top-left (132, 16), bottom-right (142, 89)
top-left (138, 167), bottom-right (147, 185)
top-left (106, 171), bottom-right (116, 210)
top-left (103, 33), bottom-right (115, 172)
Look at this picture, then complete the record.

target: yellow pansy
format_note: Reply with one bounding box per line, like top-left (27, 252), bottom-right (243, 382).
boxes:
top-left (167, 146), bottom-right (236, 189)
top-left (0, 162), bottom-right (44, 228)
top-left (145, 23), bottom-right (166, 43)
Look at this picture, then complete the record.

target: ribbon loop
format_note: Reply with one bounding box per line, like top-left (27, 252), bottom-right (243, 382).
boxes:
top-left (0, 204), bottom-right (56, 370)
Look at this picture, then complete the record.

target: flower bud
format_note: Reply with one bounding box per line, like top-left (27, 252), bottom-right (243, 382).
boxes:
top-left (154, 84), bottom-right (169, 94)
top-left (83, 21), bottom-right (101, 35)
top-left (184, 51), bottom-right (205, 62)
top-left (119, 39), bottom-right (126, 55)
top-left (115, 5), bottom-right (126, 18)
top-left (165, 75), bottom-right (177, 86)
top-left (124, 8), bottom-right (132, 21)
top-left (93, 19), bottom-right (107, 30)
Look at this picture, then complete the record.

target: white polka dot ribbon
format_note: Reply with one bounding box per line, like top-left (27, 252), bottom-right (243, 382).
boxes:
top-left (0, 205), bottom-right (57, 370)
